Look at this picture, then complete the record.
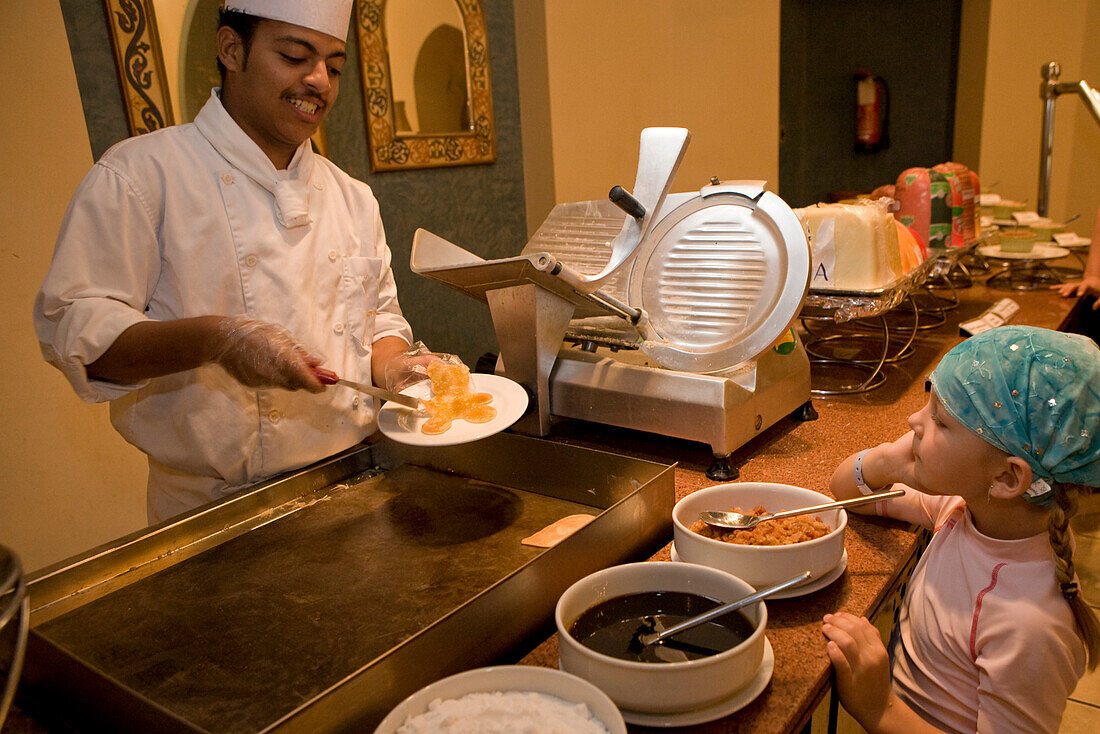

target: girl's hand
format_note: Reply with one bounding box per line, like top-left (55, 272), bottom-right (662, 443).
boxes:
top-left (822, 612), bottom-right (892, 730)
top-left (873, 432), bottom-right (918, 489)
top-left (856, 433), bottom-right (918, 493)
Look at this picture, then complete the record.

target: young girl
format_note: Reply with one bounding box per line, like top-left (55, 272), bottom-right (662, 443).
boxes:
top-left (821, 325), bottom-right (1100, 733)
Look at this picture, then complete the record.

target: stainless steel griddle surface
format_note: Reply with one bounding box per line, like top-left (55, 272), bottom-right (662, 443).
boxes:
top-left (35, 465), bottom-right (601, 733)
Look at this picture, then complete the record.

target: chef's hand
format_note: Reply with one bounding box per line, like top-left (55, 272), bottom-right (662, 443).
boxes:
top-left (381, 340), bottom-right (449, 393)
top-left (1051, 276), bottom-right (1100, 306)
top-left (211, 317), bottom-right (326, 392)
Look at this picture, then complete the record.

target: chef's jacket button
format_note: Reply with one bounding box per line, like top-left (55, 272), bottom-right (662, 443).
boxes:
top-left (352, 396), bottom-right (360, 409)
top-left (328, 250), bottom-right (338, 262)
top-left (333, 322), bottom-right (345, 335)
top-left (313, 181), bottom-right (324, 191)
top-left (221, 172), bottom-right (234, 185)
top-left (267, 409), bottom-right (281, 423)
top-left (245, 254), bottom-right (258, 267)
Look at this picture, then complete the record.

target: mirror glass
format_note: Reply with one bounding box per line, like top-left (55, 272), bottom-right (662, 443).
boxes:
top-left (384, 0), bottom-right (471, 136)
top-left (358, 0), bottom-right (496, 171)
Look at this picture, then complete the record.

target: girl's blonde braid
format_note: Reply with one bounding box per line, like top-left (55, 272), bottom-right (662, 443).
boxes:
top-left (1048, 482), bottom-right (1100, 671)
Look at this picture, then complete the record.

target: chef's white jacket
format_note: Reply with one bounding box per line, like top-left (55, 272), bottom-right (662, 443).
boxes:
top-left (34, 92), bottom-right (414, 521)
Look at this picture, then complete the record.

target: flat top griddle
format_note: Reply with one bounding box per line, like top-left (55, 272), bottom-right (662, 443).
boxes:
top-left (33, 463), bottom-right (611, 733)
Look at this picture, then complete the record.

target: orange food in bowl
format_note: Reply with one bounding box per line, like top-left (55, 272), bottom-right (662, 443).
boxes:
top-left (688, 506), bottom-right (830, 546)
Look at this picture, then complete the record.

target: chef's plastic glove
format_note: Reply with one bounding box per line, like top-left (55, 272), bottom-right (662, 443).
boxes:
top-left (211, 316), bottom-right (325, 392)
top-left (384, 341), bottom-right (459, 393)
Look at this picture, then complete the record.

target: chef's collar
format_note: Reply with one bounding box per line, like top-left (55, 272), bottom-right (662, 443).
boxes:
top-left (194, 89), bottom-right (314, 229)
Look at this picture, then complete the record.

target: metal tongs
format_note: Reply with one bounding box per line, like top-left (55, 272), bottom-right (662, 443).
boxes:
top-left (312, 368), bottom-right (424, 411)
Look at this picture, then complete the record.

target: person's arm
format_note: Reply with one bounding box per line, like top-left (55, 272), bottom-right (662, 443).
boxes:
top-left (87, 316), bottom-right (327, 392)
top-left (369, 335), bottom-right (413, 388)
top-left (830, 431), bottom-right (919, 509)
top-left (821, 612), bottom-right (947, 733)
top-left (1051, 203), bottom-right (1100, 305)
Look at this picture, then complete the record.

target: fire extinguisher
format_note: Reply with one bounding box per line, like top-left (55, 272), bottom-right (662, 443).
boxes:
top-left (855, 71), bottom-right (889, 153)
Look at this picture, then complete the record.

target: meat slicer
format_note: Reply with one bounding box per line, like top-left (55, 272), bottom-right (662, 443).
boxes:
top-left (410, 128), bottom-right (814, 479)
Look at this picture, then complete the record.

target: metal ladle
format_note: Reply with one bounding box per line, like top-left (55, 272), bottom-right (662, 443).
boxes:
top-left (697, 488), bottom-right (905, 531)
top-left (632, 571), bottom-right (812, 648)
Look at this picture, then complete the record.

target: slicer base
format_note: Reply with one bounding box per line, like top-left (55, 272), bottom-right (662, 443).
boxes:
top-left (515, 338), bottom-right (811, 461)
top-left (705, 456), bottom-right (739, 482)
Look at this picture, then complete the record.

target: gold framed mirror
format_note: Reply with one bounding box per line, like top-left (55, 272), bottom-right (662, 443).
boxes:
top-left (357, 0), bottom-right (496, 171)
top-left (103, 0), bottom-right (175, 135)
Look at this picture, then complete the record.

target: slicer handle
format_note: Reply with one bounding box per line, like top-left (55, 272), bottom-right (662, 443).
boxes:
top-left (609, 185), bottom-right (646, 221)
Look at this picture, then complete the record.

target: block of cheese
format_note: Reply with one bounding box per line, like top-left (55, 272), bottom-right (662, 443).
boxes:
top-left (795, 200), bottom-right (904, 291)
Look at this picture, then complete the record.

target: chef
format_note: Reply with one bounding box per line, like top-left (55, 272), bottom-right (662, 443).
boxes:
top-left (34, 0), bottom-right (416, 522)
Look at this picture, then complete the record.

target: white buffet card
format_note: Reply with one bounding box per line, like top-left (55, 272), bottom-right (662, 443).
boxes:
top-left (1053, 232), bottom-right (1089, 247)
top-left (1012, 211), bottom-right (1041, 225)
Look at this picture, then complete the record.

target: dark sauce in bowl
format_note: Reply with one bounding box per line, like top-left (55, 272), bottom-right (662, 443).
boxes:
top-left (568, 591), bottom-right (756, 663)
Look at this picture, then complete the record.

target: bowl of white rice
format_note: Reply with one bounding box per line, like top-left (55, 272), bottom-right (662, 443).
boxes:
top-left (373, 665), bottom-right (626, 734)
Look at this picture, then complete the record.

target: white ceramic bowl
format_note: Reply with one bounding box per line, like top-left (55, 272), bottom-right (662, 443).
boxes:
top-left (374, 665), bottom-right (626, 734)
top-left (556, 562), bottom-right (766, 715)
top-left (672, 482), bottom-right (847, 590)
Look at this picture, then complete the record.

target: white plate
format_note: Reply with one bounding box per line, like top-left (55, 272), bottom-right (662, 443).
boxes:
top-left (618, 638), bottom-right (774, 728)
top-left (670, 545), bottom-right (848, 599)
top-left (376, 374), bottom-right (528, 447)
top-left (978, 243), bottom-right (1070, 262)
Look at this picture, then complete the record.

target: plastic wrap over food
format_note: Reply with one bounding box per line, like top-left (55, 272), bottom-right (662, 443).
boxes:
top-left (802, 255), bottom-right (937, 322)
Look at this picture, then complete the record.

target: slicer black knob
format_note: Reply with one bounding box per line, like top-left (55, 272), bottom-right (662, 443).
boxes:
top-left (608, 185), bottom-right (646, 221)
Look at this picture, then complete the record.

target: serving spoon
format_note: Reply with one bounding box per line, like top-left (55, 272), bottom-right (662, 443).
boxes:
top-left (632, 571), bottom-right (812, 649)
top-left (697, 488), bottom-right (905, 531)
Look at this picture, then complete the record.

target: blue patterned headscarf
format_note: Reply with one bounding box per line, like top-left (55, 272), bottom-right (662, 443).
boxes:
top-left (929, 326), bottom-right (1100, 505)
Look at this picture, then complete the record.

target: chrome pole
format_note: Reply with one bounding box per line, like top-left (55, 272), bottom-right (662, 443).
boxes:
top-left (1037, 61), bottom-right (1100, 218)
top-left (1037, 62), bottom-right (1060, 217)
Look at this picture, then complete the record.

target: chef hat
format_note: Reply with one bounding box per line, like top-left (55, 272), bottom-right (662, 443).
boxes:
top-left (222, 0), bottom-right (353, 41)
top-left (930, 325), bottom-right (1100, 504)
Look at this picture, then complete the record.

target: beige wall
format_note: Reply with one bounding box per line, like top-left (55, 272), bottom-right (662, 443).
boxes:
top-left (0, 1), bottom-right (148, 574)
top-left (1063, 0), bottom-right (1100, 236)
top-left (975, 0), bottom-right (1100, 233)
top-left (521, 0), bottom-right (780, 227)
